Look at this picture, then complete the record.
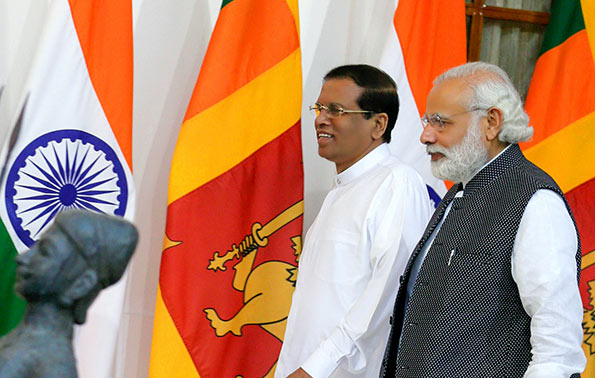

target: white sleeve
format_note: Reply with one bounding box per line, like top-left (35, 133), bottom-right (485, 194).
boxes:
top-left (511, 189), bottom-right (586, 378)
top-left (301, 171), bottom-right (432, 377)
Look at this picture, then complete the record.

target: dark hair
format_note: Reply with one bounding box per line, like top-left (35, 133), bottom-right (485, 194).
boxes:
top-left (324, 64), bottom-right (399, 143)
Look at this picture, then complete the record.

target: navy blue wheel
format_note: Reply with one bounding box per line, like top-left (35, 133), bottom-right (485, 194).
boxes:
top-left (5, 129), bottom-right (128, 247)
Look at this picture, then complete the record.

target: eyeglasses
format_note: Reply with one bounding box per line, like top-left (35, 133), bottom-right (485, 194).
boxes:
top-left (421, 107), bottom-right (488, 130)
top-left (309, 103), bottom-right (374, 119)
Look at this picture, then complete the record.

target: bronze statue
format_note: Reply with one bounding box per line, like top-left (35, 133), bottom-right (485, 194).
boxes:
top-left (0, 210), bottom-right (138, 378)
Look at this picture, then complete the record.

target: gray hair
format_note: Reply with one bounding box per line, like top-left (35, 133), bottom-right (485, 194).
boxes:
top-left (434, 62), bottom-right (533, 143)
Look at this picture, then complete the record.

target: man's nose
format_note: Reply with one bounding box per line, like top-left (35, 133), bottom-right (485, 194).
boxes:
top-left (420, 125), bottom-right (437, 145)
top-left (314, 111), bottom-right (331, 128)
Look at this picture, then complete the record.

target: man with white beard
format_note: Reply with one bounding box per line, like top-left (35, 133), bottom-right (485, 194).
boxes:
top-left (380, 62), bottom-right (586, 378)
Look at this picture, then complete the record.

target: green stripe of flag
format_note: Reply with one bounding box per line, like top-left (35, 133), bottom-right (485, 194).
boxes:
top-left (540, 0), bottom-right (586, 55)
top-left (221, 0), bottom-right (234, 10)
top-left (0, 221), bottom-right (25, 336)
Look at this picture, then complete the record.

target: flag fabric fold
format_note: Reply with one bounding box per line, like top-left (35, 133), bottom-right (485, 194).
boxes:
top-left (0, 0), bottom-right (135, 376)
top-left (149, 0), bottom-right (303, 377)
top-left (523, 0), bottom-right (595, 375)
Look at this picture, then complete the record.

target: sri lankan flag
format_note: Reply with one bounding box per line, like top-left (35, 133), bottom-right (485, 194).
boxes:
top-left (522, 0), bottom-right (595, 374)
top-left (149, 0), bottom-right (303, 377)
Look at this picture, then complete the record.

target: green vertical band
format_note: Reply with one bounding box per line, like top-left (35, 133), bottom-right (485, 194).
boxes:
top-left (540, 0), bottom-right (586, 55)
top-left (0, 221), bottom-right (25, 336)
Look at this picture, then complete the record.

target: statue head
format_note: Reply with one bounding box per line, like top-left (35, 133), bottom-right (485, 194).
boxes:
top-left (14, 210), bottom-right (138, 324)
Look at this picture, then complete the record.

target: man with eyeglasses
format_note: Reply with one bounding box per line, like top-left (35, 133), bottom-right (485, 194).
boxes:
top-left (275, 64), bottom-right (433, 378)
top-left (380, 62), bottom-right (585, 378)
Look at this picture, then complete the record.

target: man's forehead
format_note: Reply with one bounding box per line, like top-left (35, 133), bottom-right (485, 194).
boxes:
top-left (427, 79), bottom-right (471, 112)
top-left (318, 77), bottom-right (362, 104)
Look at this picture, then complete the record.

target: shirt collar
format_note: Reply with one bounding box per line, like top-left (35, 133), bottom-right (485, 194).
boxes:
top-left (334, 143), bottom-right (391, 186)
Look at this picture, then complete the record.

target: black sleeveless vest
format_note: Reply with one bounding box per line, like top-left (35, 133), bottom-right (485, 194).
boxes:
top-left (380, 144), bottom-right (581, 378)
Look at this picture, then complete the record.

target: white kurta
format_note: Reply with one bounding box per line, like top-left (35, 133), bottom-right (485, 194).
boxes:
top-left (276, 144), bottom-right (433, 378)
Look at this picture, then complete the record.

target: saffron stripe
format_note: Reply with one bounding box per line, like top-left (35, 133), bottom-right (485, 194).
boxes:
top-left (286, 0), bottom-right (300, 36)
top-left (184, 0), bottom-right (299, 120)
top-left (394, 0), bottom-right (466, 116)
top-left (168, 50), bottom-right (302, 204)
top-left (524, 111), bottom-right (595, 193)
top-left (149, 286), bottom-right (200, 378)
top-left (67, 0), bottom-right (133, 169)
top-left (523, 30), bottom-right (595, 148)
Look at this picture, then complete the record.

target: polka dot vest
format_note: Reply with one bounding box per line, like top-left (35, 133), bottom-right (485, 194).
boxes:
top-left (380, 144), bottom-right (581, 378)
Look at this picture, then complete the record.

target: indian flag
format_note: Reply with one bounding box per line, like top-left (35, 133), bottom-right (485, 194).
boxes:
top-left (381, 0), bottom-right (466, 202)
top-left (149, 0), bottom-right (303, 377)
top-left (522, 0), bottom-right (595, 375)
top-left (0, 0), bottom-right (135, 376)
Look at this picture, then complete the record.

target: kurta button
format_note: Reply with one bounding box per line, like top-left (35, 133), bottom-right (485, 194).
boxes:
top-left (399, 275), bottom-right (405, 284)
top-left (389, 316), bottom-right (393, 325)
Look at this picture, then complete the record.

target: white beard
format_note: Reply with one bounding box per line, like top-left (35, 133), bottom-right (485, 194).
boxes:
top-left (427, 117), bottom-right (490, 184)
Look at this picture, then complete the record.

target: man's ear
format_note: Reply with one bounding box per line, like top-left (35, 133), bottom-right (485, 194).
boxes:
top-left (58, 269), bottom-right (99, 307)
top-left (485, 107), bottom-right (503, 141)
top-left (372, 113), bottom-right (388, 140)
